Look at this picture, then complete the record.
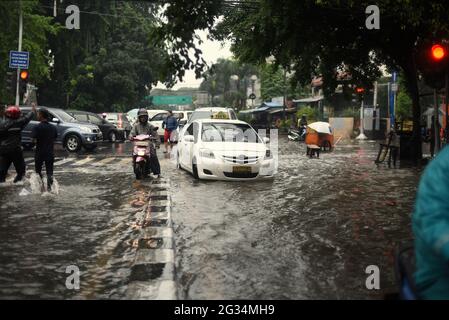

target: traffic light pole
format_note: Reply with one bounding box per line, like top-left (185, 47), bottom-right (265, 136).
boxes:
top-left (356, 98), bottom-right (368, 140)
top-left (15, 0), bottom-right (23, 106)
top-left (445, 71), bottom-right (449, 144)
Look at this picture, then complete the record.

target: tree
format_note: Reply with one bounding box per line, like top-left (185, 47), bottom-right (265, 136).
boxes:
top-left (0, 0), bottom-right (59, 104)
top-left (260, 64), bottom-right (307, 101)
top-left (199, 58), bottom-right (258, 108)
top-left (67, 2), bottom-right (173, 112)
top-left (156, 0), bottom-right (449, 161)
top-left (32, 0), bottom-right (175, 111)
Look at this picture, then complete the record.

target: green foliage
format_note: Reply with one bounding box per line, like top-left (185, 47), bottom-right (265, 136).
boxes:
top-left (396, 90), bottom-right (413, 121)
top-left (339, 107), bottom-right (360, 119)
top-left (296, 106), bottom-right (318, 123)
top-left (0, 0), bottom-right (59, 103)
top-left (260, 64), bottom-right (307, 101)
top-left (0, 1), bottom-right (175, 110)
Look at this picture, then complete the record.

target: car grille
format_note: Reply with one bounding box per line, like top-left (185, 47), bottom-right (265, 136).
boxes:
top-left (223, 172), bottom-right (259, 179)
top-left (222, 155), bottom-right (259, 164)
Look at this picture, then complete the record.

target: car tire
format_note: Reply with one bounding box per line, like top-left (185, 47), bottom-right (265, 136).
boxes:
top-left (64, 134), bottom-right (81, 152)
top-left (109, 131), bottom-right (117, 142)
top-left (192, 159), bottom-right (199, 180)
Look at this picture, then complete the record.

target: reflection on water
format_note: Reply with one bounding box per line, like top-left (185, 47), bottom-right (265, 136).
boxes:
top-left (169, 139), bottom-right (421, 299)
top-left (0, 139), bottom-right (422, 299)
top-left (0, 168), bottom-right (146, 299)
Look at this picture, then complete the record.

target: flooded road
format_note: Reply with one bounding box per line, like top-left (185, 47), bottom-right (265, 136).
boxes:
top-left (0, 138), bottom-right (421, 299)
top-left (169, 139), bottom-right (421, 299)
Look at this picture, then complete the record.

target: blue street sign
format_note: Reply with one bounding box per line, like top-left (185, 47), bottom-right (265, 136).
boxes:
top-left (9, 51), bottom-right (29, 69)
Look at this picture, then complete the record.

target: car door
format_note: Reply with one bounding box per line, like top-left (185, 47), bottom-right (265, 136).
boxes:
top-left (180, 123), bottom-right (195, 170)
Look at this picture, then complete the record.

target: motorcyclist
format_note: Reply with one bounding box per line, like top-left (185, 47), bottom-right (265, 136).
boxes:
top-left (298, 114), bottom-right (308, 139)
top-left (0, 104), bottom-right (37, 183)
top-left (129, 108), bottom-right (161, 177)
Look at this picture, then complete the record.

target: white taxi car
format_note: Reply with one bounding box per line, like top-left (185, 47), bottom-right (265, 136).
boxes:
top-left (176, 119), bottom-right (276, 180)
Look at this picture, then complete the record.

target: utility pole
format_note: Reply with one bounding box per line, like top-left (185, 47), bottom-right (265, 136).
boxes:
top-left (373, 81), bottom-right (380, 131)
top-left (283, 69), bottom-right (287, 121)
top-left (15, 0), bottom-right (23, 106)
top-left (356, 97), bottom-right (367, 140)
top-left (434, 89), bottom-right (441, 153)
top-left (445, 71), bottom-right (449, 144)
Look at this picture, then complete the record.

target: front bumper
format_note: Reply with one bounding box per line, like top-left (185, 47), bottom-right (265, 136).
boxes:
top-left (195, 156), bottom-right (276, 181)
top-left (81, 132), bottom-right (103, 144)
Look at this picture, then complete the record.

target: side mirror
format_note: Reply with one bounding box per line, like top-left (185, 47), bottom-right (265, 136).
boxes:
top-left (184, 135), bottom-right (194, 143)
top-left (263, 137), bottom-right (270, 144)
top-left (52, 118), bottom-right (60, 124)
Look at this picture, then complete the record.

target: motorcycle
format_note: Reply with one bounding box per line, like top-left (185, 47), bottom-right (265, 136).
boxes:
top-left (288, 125), bottom-right (307, 141)
top-left (132, 134), bottom-right (157, 180)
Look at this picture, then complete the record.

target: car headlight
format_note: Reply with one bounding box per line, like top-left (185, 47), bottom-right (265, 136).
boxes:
top-left (80, 126), bottom-right (93, 133)
top-left (199, 149), bottom-right (215, 159)
top-left (265, 149), bottom-right (272, 159)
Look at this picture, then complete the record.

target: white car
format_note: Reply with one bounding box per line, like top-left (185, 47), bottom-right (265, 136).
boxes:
top-left (176, 119), bottom-right (276, 181)
top-left (149, 110), bottom-right (193, 139)
top-left (128, 109), bottom-right (167, 125)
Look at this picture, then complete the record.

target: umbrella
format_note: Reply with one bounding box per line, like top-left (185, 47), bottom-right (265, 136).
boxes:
top-left (307, 121), bottom-right (332, 134)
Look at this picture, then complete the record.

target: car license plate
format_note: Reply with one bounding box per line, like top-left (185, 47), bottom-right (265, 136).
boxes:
top-left (233, 166), bottom-right (251, 174)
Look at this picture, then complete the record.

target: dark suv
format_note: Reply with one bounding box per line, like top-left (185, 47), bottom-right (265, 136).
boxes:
top-left (21, 106), bottom-right (103, 152)
top-left (68, 110), bottom-right (123, 142)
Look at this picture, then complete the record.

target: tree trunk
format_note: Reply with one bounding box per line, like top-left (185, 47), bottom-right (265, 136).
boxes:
top-left (402, 56), bottom-right (422, 162)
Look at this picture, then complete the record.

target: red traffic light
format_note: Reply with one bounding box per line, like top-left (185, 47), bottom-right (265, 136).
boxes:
top-left (20, 70), bottom-right (29, 80)
top-left (355, 87), bottom-right (365, 93)
top-left (431, 44), bottom-right (446, 61)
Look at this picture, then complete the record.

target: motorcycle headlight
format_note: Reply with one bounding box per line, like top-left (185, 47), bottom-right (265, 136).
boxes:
top-left (265, 149), bottom-right (272, 159)
top-left (199, 149), bottom-right (215, 159)
top-left (80, 126), bottom-right (93, 133)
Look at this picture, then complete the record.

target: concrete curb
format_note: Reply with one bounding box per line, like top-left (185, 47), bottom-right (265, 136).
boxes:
top-left (126, 178), bottom-right (177, 300)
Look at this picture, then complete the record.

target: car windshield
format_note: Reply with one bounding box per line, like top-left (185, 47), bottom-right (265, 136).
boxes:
top-left (201, 123), bottom-right (261, 143)
top-left (51, 109), bottom-right (77, 123)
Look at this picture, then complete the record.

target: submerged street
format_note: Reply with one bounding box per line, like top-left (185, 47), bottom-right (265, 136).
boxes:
top-left (0, 138), bottom-right (421, 299)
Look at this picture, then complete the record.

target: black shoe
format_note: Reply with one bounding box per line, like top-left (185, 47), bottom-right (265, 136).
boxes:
top-left (13, 175), bottom-right (23, 183)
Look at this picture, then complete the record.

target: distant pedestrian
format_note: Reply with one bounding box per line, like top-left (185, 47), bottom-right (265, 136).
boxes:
top-left (32, 108), bottom-right (58, 191)
top-left (162, 110), bottom-right (178, 154)
top-left (387, 125), bottom-right (400, 167)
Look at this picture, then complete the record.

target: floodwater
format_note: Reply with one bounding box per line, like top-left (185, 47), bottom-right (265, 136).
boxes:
top-left (0, 139), bottom-right (422, 299)
top-left (170, 139), bottom-right (421, 299)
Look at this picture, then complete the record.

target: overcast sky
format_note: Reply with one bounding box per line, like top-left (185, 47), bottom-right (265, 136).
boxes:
top-left (155, 30), bottom-right (233, 90)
